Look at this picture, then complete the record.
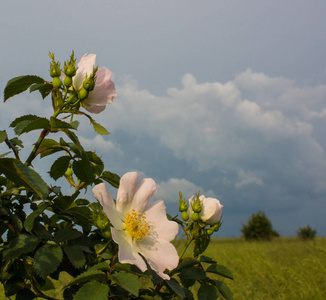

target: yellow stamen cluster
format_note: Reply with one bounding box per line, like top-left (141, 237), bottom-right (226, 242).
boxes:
top-left (124, 209), bottom-right (151, 241)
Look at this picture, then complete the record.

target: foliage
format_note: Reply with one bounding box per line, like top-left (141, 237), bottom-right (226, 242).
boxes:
top-left (241, 210), bottom-right (279, 241)
top-left (0, 52), bottom-right (233, 299)
top-left (297, 225), bottom-right (317, 240)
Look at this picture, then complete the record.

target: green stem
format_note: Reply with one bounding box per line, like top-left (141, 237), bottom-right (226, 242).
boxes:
top-left (24, 129), bottom-right (49, 166)
top-left (179, 237), bottom-right (194, 259)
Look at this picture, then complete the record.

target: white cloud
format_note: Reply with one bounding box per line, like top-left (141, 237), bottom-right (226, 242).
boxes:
top-left (79, 135), bottom-right (123, 156)
top-left (235, 169), bottom-right (264, 189)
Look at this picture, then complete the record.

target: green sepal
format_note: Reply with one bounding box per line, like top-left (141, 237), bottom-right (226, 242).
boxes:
top-left (4, 75), bottom-right (45, 101)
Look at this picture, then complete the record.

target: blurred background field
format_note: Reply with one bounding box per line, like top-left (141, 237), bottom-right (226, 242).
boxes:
top-left (176, 237), bottom-right (326, 299)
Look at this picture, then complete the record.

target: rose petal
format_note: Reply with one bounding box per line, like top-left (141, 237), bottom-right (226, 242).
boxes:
top-left (111, 227), bottom-right (147, 272)
top-left (144, 200), bottom-right (179, 242)
top-left (82, 103), bottom-right (106, 114)
top-left (73, 54), bottom-right (96, 91)
top-left (138, 238), bottom-right (179, 280)
top-left (92, 183), bottom-right (124, 230)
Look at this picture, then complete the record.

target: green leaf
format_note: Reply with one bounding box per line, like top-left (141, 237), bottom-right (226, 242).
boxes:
top-left (177, 258), bottom-right (199, 271)
top-left (86, 151), bottom-right (104, 176)
top-left (50, 117), bottom-right (76, 130)
top-left (38, 138), bottom-right (63, 158)
top-left (65, 270), bottom-right (107, 288)
top-left (179, 266), bottom-right (206, 281)
top-left (24, 203), bottom-right (50, 232)
top-left (11, 116), bottom-right (50, 136)
top-left (34, 244), bottom-right (63, 278)
top-left (206, 264), bottom-right (234, 280)
top-left (4, 75), bottom-right (44, 101)
top-left (72, 159), bottom-right (96, 184)
top-left (3, 234), bottom-right (39, 259)
top-left (88, 260), bottom-right (111, 271)
top-left (100, 171), bottom-right (120, 188)
top-left (200, 255), bottom-right (217, 264)
top-left (63, 245), bottom-right (86, 269)
top-left (49, 156), bottom-right (71, 180)
top-left (30, 82), bottom-right (53, 99)
top-left (198, 284), bottom-right (219, 300)
top-left (0, 130), bottom-right (7, 143)
top-left (0, 158), bottom-right (48, 199)
top-left (211, 280), bottom-right (233, 300)
top-left (92, 121), bottom-right (110, 135)
top-left (111, 272), bottom-right (140, 297)
top-left (73, 281), bottom-right (109, 300)
top-left (165, 278), bottom-right (186, 298)
top-left (67, 207), bottom-right (92, 233)
top-left (193, 233), bottom-right (210, 258)
top-left (54, 228), bottom-right (83, 243)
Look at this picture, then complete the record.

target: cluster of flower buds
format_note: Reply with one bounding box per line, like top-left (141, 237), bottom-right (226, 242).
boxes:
top-left (63, 52), bottom-right (77, 88)
top-left (49, 53), bottom-right (62, 89)
top-left (178, 191), bottom-right (189, 221)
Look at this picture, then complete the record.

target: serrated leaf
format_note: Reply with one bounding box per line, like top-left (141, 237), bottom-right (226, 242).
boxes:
top-left (67, 207), bottom-right (92, 233)
top-left (54, 228), bottom-right (83, 243)
top-left (111, 272), bottom-right (140, 297)
top-left (64, 270), bottom-right (107, 288)
top-left (165, 278), bottom-right (186, 298)
top-left (10, 114), bottom-right (39, 128)
top-left (88, 260), bottom-right (111, 271)
top-left (62, 130), bottom-right (84, 156)
top-left (92, 121), bottom-right (110, 135)
top-left (3, 234), bottom-right (39, 259)
top-left (179, 266), bottom-right (206, 281)
top-left (211, 280), bottom-right (233, 300)
top-left (50, 117), bottom-right (76, 130)
top-left (194, 234), bottom-right (210, 257)
top-left (24, 203), bottom-right (50, 232)
top-left (206, 264), bottom-right (233, 280)
top-left (34, 244), bottom-right (63, 278)
top-left (63, 245), bottom-right (86, 269)
top-left (86, 151), bottom-right (104, 175)
top-left (0, 158), bottom-right (49, 199)
top-left (73, 280), bottom-right (109, 300)
top-left (4, 75), bottom-right (44, 101)
top-left (200, 255), bottom-right (217, 264)
top-left (30, 82), bottom-right (53, 99)
top-left (72, 159), bottom-right (96, 184)
top-left (49, 156), bottom-right (71, 180)
top-left (100, 171), bottom-right (120, 188)
top-left (17, 117), bottom-right (50, 135)
top-left (0, 130), bottom-right (7, 143)
top-left (177, 258), bottom-right (199, 271)
top-left (198, 284), bottom-right (219, 300)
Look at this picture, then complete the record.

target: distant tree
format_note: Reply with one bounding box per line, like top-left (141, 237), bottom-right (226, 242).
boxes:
top-left (297, 225), bottom-right (316, 240)
top-left (241, 210), bottom-right (279, 241)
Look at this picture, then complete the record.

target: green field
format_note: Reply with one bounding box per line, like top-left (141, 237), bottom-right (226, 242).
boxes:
top-left (176, 237), bottom-right (326, 300)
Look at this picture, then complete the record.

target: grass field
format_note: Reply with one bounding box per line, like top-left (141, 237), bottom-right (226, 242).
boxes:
top-left (176, 237), bottom-right (326, 300)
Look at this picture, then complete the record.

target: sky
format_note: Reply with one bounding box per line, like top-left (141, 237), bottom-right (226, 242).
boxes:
top-left (1, 0), bottom-right (326, 237)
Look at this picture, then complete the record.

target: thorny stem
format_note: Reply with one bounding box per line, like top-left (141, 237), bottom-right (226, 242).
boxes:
top-left (24, 129), bottom-right (49, 166)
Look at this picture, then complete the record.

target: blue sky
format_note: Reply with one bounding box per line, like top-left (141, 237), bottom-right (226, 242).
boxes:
top-left (1, 1), bottom-right (326, 237)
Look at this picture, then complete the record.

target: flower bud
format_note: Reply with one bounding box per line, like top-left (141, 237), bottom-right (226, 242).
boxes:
top-left (192, 198), bottom-right (202, 213)
top-left (64, 51), bottom-right (77, 77)
top-left (78, 88), bottom-right (89, 100)
top-left (206, 228), bottom-right (214, 236)
top-left (181, 211), bottom-right (189, 221)
top-left (191, 212), bottom-right (199, 222)
top-left (179, 193), bottom-right (188, 212)
top-left (49, 52), bottom-right (61, 78)
top-left (52, 77), bottom-right (62, 88)
top-left (83, 75), bottom-right (95, 91)
top-left (64, 76), bottom-right (72, 87)
top-left (102, 229), bottom-right (111, 239)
